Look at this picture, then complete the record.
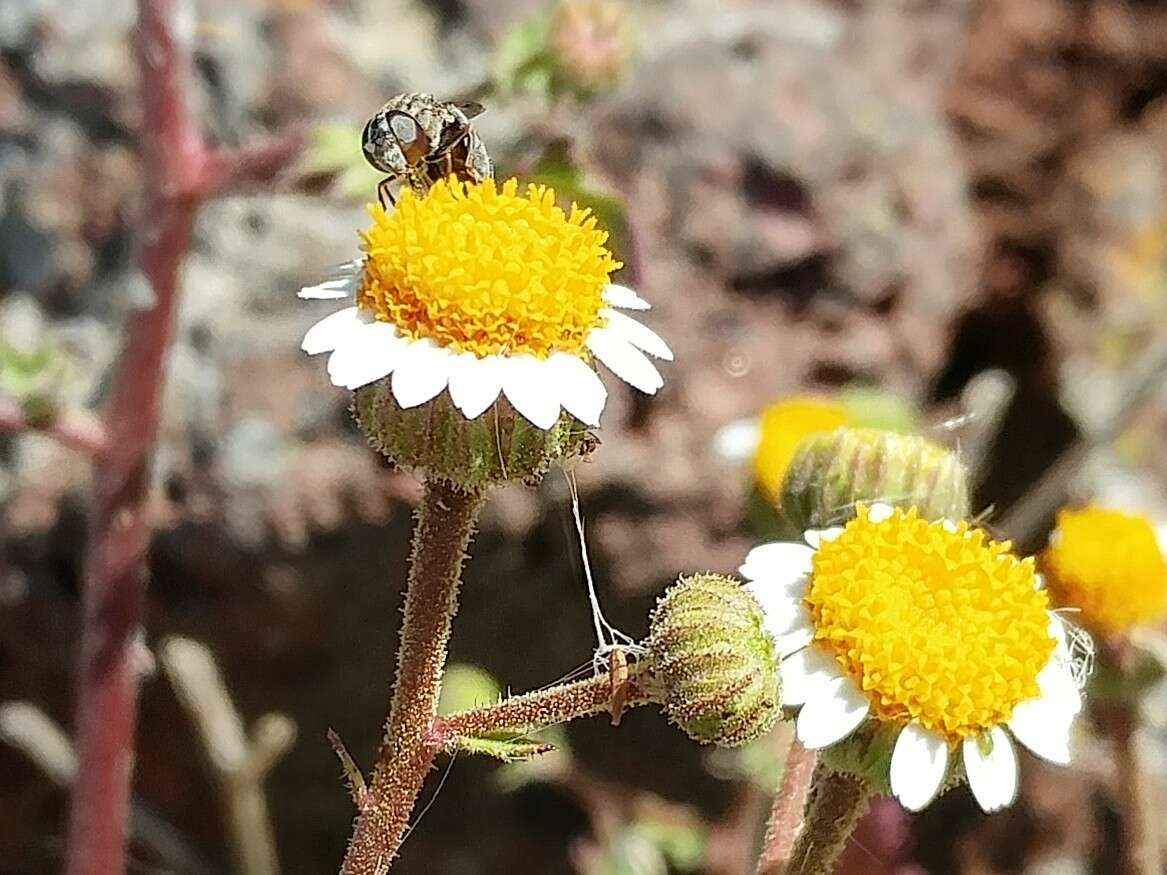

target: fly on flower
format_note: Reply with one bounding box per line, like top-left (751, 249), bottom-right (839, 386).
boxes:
top-left (740, 503), bottom-right (1089, 813)
top-left (299, 177), bottom-right (671, 432)
top-left (361, 93), bottom-right (493, 207)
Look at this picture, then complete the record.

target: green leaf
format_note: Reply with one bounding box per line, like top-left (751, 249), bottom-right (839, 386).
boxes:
top-left (454, 735), bottom-right (557, 762)
top-left (438, 664), bottom-right (503, 715)
top-left (300, 121), bottom-right (384, 199)
top-left (839, 386), bottom-right (919, 433)
top-left (492, 16), bottom-right (555, 98)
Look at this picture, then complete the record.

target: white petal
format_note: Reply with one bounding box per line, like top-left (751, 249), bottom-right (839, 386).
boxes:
top-left (298, 260), bottom-right (361, 299)
top-left (448, 353), bottom-right (504, 420)
top-left (963, 727), bottom-right (1019, 813)
top-left (796, 674), bottom-right (870, 749)
top-left (743, 581), bottom-right (810, 637)
top-left (780, 646), bottom-right (843, 706)
top-left (390, 342), bottom-right (453, 408)
top-left (712, 419), bottom-right (760, 460)
top-left (867, 503), bottom-right (895, 523)
top-left (602, 283), bottom-right (650, 310)
top-left (301, 307), bottom-right (369, 355)
top-left (326, 322), bottom-right (407, 390)
top-left (502, 355), bottom-right (561, 430)
top-left (599, 308), bottom-right (673, 361)
top-left (804, 527), bottom-right (844, 548)
top-left (773, 625), bottom-right (816, 657)
top-left (1008, 706), bottom-right (1072, 765)
top-left (739, 542), bottom-right (815, 586)
top-left (1007, 657), bottom-right (1079, 765)
top-left (587, 328), bottom-right (664, 395)
top-left (890, 723), bottom-right (948, 811)
top-left (545, 353), bottom-right (607, 426)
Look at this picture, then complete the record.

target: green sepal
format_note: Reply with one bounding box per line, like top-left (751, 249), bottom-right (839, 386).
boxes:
top-left (352, 382), bottom-right (594, 490)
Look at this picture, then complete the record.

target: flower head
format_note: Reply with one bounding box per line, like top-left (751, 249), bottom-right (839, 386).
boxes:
top-left (300, 177), bottom-right (670, 430)
top-left (741, 503), bottom-right (1086, 813)
top-left (752, 398), bottom-right (851, 504)
top-left (1043, 505), bottom-right (1167, 637)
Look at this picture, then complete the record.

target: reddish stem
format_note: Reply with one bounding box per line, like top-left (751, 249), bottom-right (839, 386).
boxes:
top-left (340, 481), bottom-right (483, 874)
top-left (757, 739), bottom-right (817, 875)
top-left (63, 2), bottom-right (304, 872)
top-left (64, 3), bottom-right (198, 871)
top-left (197, 128), bottom-right (309, 197)
top-left (0, 396), bottom-right (110, 458)
top-left (433, 668), bottom-right (641, 744)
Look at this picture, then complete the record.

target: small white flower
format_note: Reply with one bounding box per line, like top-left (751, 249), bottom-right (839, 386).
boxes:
top-left (741, 503), bottom-right (1087, 813)
top-left (299, 178), bottom-right (671, 431)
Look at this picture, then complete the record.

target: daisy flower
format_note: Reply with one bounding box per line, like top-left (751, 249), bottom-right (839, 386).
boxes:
top-left (741, 503), bottom-right (1087, 813)
top-left (1043, 505), bottom-right (1167, 638)
top-left (299, 177), bottom-right (671, 430)
top-left (751, 398), bottom-right (851, 504)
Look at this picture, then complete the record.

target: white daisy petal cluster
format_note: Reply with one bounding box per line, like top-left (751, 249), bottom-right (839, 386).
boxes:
top-left (299, 178), bottom-right (671, 431)
top-left (741, 502), bottom-right (1086, 813)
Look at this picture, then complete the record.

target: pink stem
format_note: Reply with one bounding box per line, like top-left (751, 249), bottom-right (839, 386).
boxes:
top-left (0, 396), bottom-right (110, 458)
top-left (63, 2), bottom-right (305, 872)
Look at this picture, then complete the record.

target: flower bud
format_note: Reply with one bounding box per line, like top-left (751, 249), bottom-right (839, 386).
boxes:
top-left (779, 427), bottom-right (970, 532)
top-left (549, 0), bottom-right (634, 95)
top-left (644, 574), bottom-right (780, 747)
top-left (352, 385), bottom-right (593, 491)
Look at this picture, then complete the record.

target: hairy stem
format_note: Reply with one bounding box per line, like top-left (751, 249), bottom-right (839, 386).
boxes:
top-left (756, 739), bottom-right (817, 874)
top-left (784, 765), bottom-right (871, 875)
top-left (435, 666), bottom-right (644, 742)
top-left (340, 480), bottom-right (484, 875)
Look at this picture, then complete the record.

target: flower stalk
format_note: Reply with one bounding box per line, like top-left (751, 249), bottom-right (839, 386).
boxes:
top-left (756, 739), bottom-right (817, 875)
top-left (785, 765), bottom-right (872, 875)
top-left (435, 661), bottom-right (645, 741)
top-left (340, 480), bottom-right (484, 874)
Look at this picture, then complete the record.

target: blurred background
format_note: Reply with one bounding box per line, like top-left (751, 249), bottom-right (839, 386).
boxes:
top-left (1, 0), bottom-right (1166, 872)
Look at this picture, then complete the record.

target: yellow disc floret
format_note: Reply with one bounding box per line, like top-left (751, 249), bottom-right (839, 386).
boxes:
top-left (753, 398), bottom-right (851, 503)
top-left (356, 177), bottom-right (621, 358)
top-left (805, 505), bottom-right (1055, 743)
top-left (1043, 506), bottom-right (1167, 637)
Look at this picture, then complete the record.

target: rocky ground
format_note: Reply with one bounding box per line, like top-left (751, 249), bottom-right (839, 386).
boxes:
top-left (1, 0), bottom-right (1166, 872)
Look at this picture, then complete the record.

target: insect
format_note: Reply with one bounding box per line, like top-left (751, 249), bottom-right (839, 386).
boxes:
top-left (361, 93), bottom-right (493, 208)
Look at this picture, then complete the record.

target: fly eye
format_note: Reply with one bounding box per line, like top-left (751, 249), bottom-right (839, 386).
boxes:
top-left (360, 116), bottom-right (381, 166)
top-left (387, 112), bottom-right (429, 165)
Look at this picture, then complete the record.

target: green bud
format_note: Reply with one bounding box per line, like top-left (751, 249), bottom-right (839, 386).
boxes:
top-left (644, 574), bottom-right (781, 747)
top-left (779, 427), bottom-right (970, 532)
top-left (352, 382), bottom-right (593, 491)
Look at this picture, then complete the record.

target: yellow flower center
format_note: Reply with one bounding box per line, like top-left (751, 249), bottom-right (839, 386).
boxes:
top-left (355, 177), bottom-right (621, 358)
top-left (753, 398), bottom-right (851, 503)
top-left (1043, 506), bottom-right (1167, 637)
top-left (805, 505), bottom-right (1054, 743)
